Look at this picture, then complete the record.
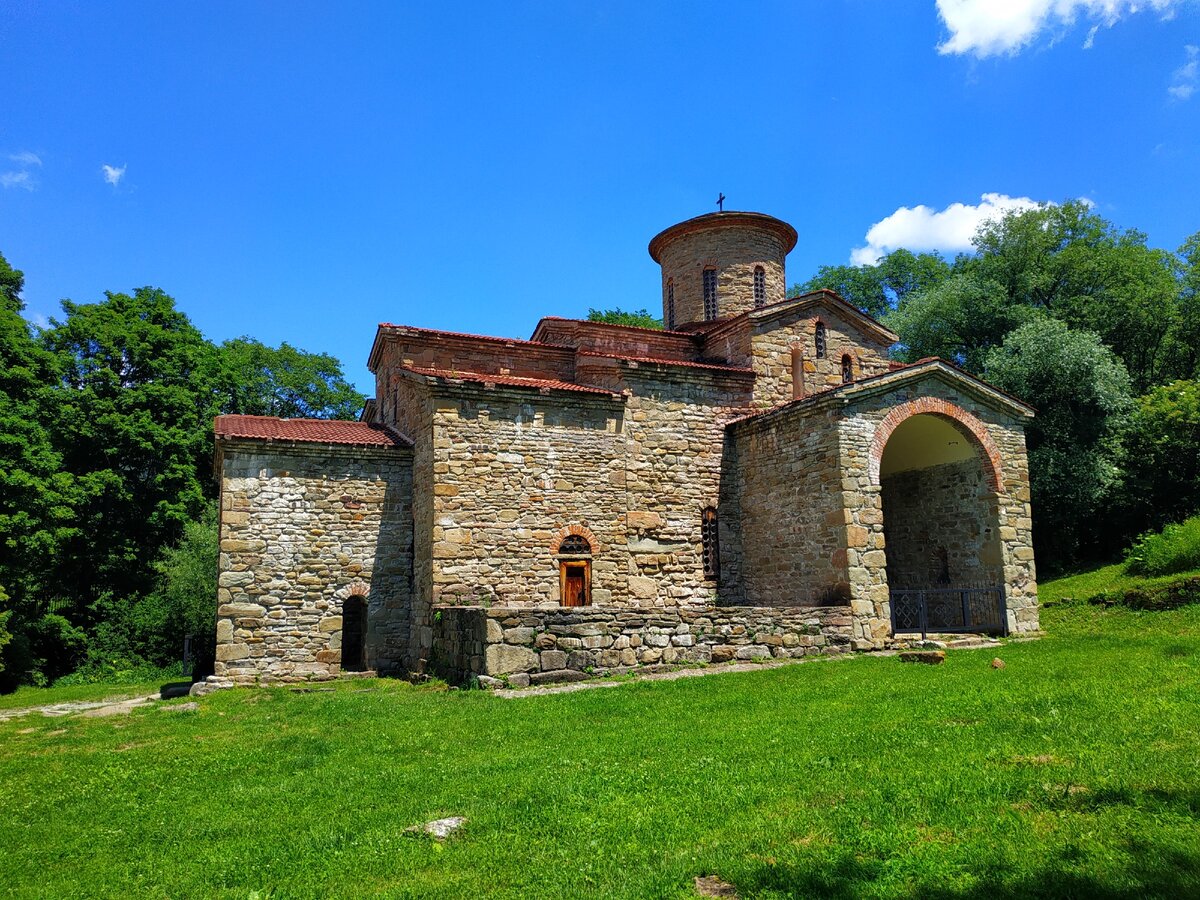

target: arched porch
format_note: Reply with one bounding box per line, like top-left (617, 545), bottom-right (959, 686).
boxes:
top-left (875, 408), bottom-right (1007, 636)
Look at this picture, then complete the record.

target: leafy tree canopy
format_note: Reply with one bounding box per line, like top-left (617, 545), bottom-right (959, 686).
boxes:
top-left (587, 308), bottom-right (663, 329)
top-left (40, 287), bottom-right (223, 611)
top-left (219, 337), bottom-right (366, 420)
top-left (984, 319), bottom-right (1133, 568)
top-left (790, 248), bottom-right (952, 319)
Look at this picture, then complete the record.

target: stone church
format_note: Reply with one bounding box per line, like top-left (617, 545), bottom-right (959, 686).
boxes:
top-left (209, 210), bottom-right (1039, 687)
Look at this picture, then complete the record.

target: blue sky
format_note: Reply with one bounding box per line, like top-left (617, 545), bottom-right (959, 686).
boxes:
top-left (1, 1), bottom-right (1197, 395)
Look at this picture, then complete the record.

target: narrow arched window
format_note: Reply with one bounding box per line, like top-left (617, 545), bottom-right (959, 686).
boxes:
top-left (703, 268), bottom-right (718, 320)
top-left (753, 266), bottom-right (766, 308)
top-left (814, 321), bottom-right (827, 359)
top-left (558, 534), bottom-right (592, 606)
top-left (841, 354), bottom-right (854, 384)
top-left (701, 507), bottom-right (719, 580)
top-left (667, 280), bottom-right (676, 330)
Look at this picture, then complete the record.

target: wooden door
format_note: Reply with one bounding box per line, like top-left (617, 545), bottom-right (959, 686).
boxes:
top-left (560, 561), bottom-right (589, 607)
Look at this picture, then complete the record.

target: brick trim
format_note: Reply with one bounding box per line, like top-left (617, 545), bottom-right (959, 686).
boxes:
top-left (552, 524), bottom-right (600, 554)
top-left (868, 398), bottom-right (1004, 493)
top-left (334, 580), bottom-right (370, 599)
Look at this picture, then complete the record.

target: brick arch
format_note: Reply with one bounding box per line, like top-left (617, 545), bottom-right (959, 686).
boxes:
top-left (868, 398), bottom-right (1005, 493)
top-left (552, 524), bottom-right (599, 554)
top-left (334, 580), bottom-right (370, 600)
top-left (836, 346), bottom-right (859, 379)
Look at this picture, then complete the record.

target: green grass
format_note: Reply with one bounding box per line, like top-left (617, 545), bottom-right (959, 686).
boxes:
top-left (2, 605), bottom-right (1199, 898)
top-left (1038, 562), bottom-right (1200, 605)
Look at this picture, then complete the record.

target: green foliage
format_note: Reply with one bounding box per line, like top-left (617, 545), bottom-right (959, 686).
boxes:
top-left (791, 248), bottom-right (951, 318)
top-left (220, 337), bottom-right (366, 419)
top-left (40, 287), bottom-right (222, 612)
top-left (134, 504), bottom-right (217, 670)
top-left (884, 273), bottom-right (1038, 372)
top-left (1120, 380), bottom-right (1200, 533)
top-left (0, 604), bottom-right (10, 676)
top-left (0, 248), bottom-right (362, 686)
top-left (586, 307), bottom-right (663, 329)
top-left (2, 604), bottom-right (1200, 896)
top-left (984, 319), bottom-right (1134, 568)
top-left (1124, 515), bottom-right (1200, 578)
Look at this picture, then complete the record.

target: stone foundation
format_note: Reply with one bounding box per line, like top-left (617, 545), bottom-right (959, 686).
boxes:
top-left (427, 605), bottom-right (859, 686)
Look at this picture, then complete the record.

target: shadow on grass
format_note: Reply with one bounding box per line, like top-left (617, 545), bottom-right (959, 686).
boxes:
top-left (739, 846), bottom-right (1200, 899)
top-left (159, 682), bottom-right (193, 700)
top-left (737, 803), bottom-right (1200, 899)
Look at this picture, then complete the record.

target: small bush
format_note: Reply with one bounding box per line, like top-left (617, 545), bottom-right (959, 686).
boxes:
top-left (1092, 577), bottom-right (1200, 611)
top-left (54, 660), bottom-right (182, 687)
top-left (1124, 515), bottom-right (1200, 577)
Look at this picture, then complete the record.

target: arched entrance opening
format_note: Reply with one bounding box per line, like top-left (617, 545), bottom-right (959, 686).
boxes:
top-left (878, 412), bottom-right (1006, 634)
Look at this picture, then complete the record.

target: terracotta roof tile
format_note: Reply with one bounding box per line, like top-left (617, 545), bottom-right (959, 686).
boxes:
top-left (214, 415), bottom-right (410, 447)
top-left (575, 350), bottom-right (754, 374)
top-left (401, 365), bottom-right (619, 396)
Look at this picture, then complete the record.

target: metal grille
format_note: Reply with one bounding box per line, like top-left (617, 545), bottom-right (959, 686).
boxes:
top-left (890, 585), bottom-right (1008, 639)
top-left (701, 507), bottom-right (719, 579)
top-left (753, 267), bottom-right (765, 308)
top-left (703, 269), bottom-right (718, 320)
top-left (815, 321), bottom-right (827, 358)
top-left (559, 534), bottom-right (591, 555)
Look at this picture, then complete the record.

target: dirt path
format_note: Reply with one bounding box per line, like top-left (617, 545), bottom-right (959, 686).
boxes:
top-left (0, 693), bottom-right (159, 722)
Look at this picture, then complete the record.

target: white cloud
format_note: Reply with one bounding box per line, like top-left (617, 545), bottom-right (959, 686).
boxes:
top-left (0, 170), bottom-right (35, 190)
top-left (936, 0), bottom-right (1182, 58)
top-left (2, 150), bottom-right (42, 190)
top-left (1168, 44), bottom-right (1198, 99)
top-left (101, 163), bottom-right (126, 186)
top-left (850, 193), bottom-right (1047, 265)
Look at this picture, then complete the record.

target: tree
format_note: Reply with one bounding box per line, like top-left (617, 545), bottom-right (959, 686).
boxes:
top-left (1166, 232), bottom-right (1200, 380)
top-left (587, 308), bottom-right (662, 329)
top-left (790, 248), bottom-right (951, 318)
top-left (220, 337), bottom-right (366, 419)
top-left (967, 201), bottom-right (1180, 391)
top-left (0, 252), bottom-right (80, 686)
top-left (134, 503), bottom-right (218, 672)
top-left (40, 287), bottom-right (222, 615)
top-left (1119, 380), bottom-right (1200, 536)
top-left (983, 319), bottom-right (1134, 570)
top-left (884, 273), bottom-right (1038, 373)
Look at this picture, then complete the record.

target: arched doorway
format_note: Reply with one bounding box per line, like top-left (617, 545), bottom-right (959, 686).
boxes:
top-left (878, 412), bottom-right (1006, 634)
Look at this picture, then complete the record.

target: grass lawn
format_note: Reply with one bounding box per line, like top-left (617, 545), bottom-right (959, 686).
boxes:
top-left (1038, 562), bottom-right (1200, 605)
top-left (2, 601), bottom-right (1199, 898)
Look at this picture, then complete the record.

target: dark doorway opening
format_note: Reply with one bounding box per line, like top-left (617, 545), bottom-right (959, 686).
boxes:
top-left (342, 596), bottom-right (367, 671)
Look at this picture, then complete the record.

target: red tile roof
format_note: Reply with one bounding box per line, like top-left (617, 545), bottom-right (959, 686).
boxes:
top-left (575, 350), bottom-right (755, 374)
top-left (214, 415), bottom-right (411, 447)
top-left (400, 365), bottom-right (620, 396)
top-left (532, 316), bottom-right (699, 337)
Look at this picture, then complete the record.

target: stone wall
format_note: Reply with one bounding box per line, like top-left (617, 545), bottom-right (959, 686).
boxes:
top-left (725, 403), bottom-right (852, 608)
top-left (656, 225), bottom-right (789, 328)
top-left (609, 365), bottom-right (755, 608)
top-left (428, 605), bottom-right (857, 685)
top-left (881, 458), bottom-right (1003, 588)
top-left (214, 440), bottom-right (412, 684)
top-left (427, 383), bottom-right (629, 607)
top-left (746, 303), bottom-right (893, 409)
